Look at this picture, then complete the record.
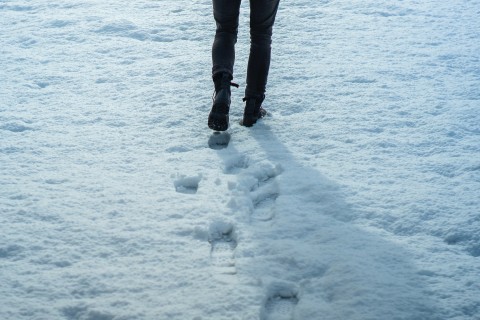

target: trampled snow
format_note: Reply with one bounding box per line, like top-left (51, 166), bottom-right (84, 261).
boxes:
top-left (1, 0), bottom-right (479, 319)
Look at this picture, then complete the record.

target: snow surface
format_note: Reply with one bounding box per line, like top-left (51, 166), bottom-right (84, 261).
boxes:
top-left (1, 0), bottom-right (480, 319)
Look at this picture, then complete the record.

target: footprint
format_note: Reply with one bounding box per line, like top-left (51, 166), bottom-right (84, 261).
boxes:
top-left (262, 284), bottom-right (299, 320)
top-left (174, 175), bottom-right (201, 194)
top-left (224, 154), bottom-right (249, 174)
top-left (249, 163), bottom-right (282, 192)
top-left (247, 163), bottom-right (282, 221)
top-left (264, 295), bottom-right (298, 320)
top-left (209, 222), bottom-right (237, 275)
top-left (250, 186), bottom-right (279, 221)
top-left (208, 132), bottom-right (231, 150)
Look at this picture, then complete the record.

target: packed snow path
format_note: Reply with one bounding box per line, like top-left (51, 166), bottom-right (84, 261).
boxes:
top-left (1, 0), bottom-right (479, 319)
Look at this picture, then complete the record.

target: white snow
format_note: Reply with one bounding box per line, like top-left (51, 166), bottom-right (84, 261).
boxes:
top-left (1, 0), bottom-right (479, 319)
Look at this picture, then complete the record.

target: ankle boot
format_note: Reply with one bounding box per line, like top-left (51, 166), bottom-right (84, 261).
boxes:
top-left (241, 95), bottom-right (266, 127)
top-left (208, 73), bottom-right (238, 131)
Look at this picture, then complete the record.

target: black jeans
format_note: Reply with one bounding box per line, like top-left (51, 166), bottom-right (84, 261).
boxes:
top-left (212, 0), bottom-right (280, 99)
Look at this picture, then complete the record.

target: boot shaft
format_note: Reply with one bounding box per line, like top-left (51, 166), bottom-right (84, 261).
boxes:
top-left (212, 72), bottom-right (238, 112)
top-left (213, 72), bottom-right (233, 92)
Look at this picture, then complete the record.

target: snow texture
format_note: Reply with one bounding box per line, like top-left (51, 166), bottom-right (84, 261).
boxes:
top-left (1, 0), bottom-right (479, 319)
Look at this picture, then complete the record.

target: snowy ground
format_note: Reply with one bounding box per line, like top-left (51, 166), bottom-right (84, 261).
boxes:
top-left (1, 0), bottom-right (480, 319)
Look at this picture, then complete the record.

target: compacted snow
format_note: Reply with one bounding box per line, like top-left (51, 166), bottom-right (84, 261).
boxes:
top-left (1, 0), bottom-right (479, 319)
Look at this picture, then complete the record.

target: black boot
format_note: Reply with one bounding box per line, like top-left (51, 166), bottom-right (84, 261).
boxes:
top-left (241, 95), bottom-right (266, 127)
top-left (208, 73), bottom-right (239, 131)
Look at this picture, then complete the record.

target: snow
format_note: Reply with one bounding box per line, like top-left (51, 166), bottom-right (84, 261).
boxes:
top-left (1, 0), bottom-right (479, 319)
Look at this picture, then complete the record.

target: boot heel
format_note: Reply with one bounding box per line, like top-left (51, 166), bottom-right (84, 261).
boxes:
top-left (208, 105), bottom-right (229, 131)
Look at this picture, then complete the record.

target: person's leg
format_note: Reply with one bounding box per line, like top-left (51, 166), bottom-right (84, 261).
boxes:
top-left (246, 0), bottom-right (280, 99)
top-left (209, 0), bottom-right (242, 131)
top-left (242, 0), bottom-right (280, 127)
top-left (212, 0), bottom-right (242, 78)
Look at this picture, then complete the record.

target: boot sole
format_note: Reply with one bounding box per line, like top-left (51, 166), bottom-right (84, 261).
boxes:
top-left (208, 111), bottom-right (229, 131)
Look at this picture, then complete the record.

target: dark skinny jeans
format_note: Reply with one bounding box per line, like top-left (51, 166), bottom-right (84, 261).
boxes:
top-left (212, 0), bottom-right (280, 99)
